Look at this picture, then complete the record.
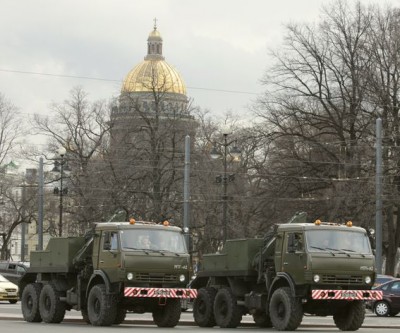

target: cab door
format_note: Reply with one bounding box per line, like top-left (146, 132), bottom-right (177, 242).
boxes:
top-left (281, 232), bottom-right (307, 284)
top-left (98, 230), bottom-right (121, 283)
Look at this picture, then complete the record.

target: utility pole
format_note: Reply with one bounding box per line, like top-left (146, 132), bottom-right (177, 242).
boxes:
top-left (38, 157), bottom-right (44, 250)
top-left (376, 118), bottom-right (383, 274)
top-left (183, 135), bottom-right (190, 249)
top-left (210, 131), bottom-right (241, 244)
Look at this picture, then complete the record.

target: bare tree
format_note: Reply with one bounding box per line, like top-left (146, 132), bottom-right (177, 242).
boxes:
top-left (34, 86), bottom-right (114, 233)
top-left (110, 68), bottom-right (197, 224)
top-left (0, 93), bottom-right (26, 259)
top-left (0, 175), bottom-right (36, 260)
top-left (255, 0), bottom-right (375, 224)
top-left (0, 93), bottom-right (23, 166)
top-left (366, 6), bottom-right (400, 275)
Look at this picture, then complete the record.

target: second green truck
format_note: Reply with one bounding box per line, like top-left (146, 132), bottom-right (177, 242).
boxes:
top-left (191, 214), bottom-right (382, 331)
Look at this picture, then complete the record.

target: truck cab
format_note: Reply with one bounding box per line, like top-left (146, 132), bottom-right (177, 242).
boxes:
top-left (91, 222), bottom-right (191, 289)
top-left (19, 220), bottom-right (196, 327)
top-left (274, 222), bottom-right (375, 291)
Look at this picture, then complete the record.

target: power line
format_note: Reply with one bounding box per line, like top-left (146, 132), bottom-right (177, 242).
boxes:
top-left (0, 68), bottom-right (259, 96)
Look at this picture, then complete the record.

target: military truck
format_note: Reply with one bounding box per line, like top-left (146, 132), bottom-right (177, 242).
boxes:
top-left (19, 220), bottom-right (197, 327)
top-left (191, 213), bottom-right (382, 331)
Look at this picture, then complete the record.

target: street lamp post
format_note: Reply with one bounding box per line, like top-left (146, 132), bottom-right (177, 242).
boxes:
top-left (52, 147), bottom-right (70, 237)
top-left (210, 132), bottom-right (241, 244)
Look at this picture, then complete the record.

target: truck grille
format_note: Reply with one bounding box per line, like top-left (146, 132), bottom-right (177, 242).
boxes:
top-left (322, 275), bottom-right (363, 284)
top-left (135, 273), bottom-right (177, 283)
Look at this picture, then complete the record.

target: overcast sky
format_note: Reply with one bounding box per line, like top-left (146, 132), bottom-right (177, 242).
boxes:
top-left (1, 0), bottom-right (399, 130)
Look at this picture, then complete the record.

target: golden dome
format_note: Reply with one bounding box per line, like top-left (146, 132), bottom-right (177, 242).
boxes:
top-left (148, 29), bottom-right (162, 39)
top-left (122, 60), bottom-right (186, 95)
top-left (121, 22), bottom-right (186, 95)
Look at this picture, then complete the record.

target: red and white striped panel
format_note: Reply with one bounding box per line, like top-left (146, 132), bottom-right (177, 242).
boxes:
top-left (124, 287), bottom-right (197, 299)
top-left (311, 289), bottom-right (383, 300)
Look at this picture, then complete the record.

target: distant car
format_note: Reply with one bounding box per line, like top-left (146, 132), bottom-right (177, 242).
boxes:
top-left (0, 274), bottom-right (19, 304)
top-left (368, 279), bottom-right (400, 316)
top-left (0, 261), bottom-right (29, 285)
top-left (374, 274), bottom-right (395, 288)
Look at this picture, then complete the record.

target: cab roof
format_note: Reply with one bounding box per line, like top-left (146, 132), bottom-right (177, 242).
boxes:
top-left (277, 223), bottom-right (366, 233)
top-left (94, 221), bottom-right (183, 232)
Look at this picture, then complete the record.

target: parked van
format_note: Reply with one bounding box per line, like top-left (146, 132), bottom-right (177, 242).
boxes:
top-left (0, 261), bottom-right (29, 284)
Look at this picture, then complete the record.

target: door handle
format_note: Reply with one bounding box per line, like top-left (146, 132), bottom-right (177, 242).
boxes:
top-left (100, 260), bottom-right (104, 263)
top-left (283, 262), bottom-right (288, 265)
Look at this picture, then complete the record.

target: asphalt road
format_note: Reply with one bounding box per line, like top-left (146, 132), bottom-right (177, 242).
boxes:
top-left (0, 302), bottom-right (399, 330)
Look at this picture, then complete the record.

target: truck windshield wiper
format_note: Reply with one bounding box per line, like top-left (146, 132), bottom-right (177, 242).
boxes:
top-left (340, 248), bottom-right (355, 252)
top-left (159, 249), bottom-right (180, 256)
top-left (310, 246), bottom-right (328, 251)
top-left (326, 247), bottom-right (340, 252)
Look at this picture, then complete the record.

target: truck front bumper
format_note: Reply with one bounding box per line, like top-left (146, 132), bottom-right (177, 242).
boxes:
top-left (311, 289), bottom-right (382, 300)
top-left (124, 287), bottom-right (197, 299)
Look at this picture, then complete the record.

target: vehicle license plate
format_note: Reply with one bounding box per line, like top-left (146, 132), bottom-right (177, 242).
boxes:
top-left (341, 291), bottom-right (356, 298)
top-left (7, 292), bottom-right (17, 296)
top-left (154, 290), bottom-right (170, 297)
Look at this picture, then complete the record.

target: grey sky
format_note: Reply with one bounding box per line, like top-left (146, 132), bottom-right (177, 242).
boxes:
top-left (1, 0), bottom-right (398, 127)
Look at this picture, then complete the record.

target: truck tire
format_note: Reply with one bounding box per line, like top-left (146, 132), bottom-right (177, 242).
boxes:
top-left (87, 284), bottom-right (117, 326)
top-left (152, 298), bottom-right (181, 327)
top-left (269, 287), bottom-right (303, 331)
top-left (21, 283), bottom-right (42, 323)
top-left (213, 288), bottom-right (243, 328)
top-left (253, 310), bottom-right (273, 327)
top-left (193, 287), bottom-right (217, 327)
top-left (333, 300), bottom-right (365, 331)
top-left (39, 283), bottom-right (66, 323)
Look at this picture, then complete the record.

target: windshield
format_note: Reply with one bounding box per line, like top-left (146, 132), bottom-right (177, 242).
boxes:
top-left (120, 229), bottom-right (187, 253)
top-left (305, 229), bottom-right (372, 254)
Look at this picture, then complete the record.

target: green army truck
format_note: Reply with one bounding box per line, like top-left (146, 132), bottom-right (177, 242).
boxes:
top-left (191, 214), bottom-right (382, 331)
top-left (19, 220), bottom-right (197, 327)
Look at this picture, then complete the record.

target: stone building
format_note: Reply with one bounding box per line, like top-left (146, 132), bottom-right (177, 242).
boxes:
top-left (109, 22), bottom-right (196, 222)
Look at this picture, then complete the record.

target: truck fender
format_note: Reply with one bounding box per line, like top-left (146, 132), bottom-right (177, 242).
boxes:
top-left (18, 272), bottom-right (38, 297)
top-left (269, 272), bottom-right (296, 299)
top-left (86, 270), bottom-right (112, 298)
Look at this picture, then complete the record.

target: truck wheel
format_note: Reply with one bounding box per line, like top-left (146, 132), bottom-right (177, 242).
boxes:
top-left (193, 287), bottom-right (217, 327)
top-left (333, 300), bottom-right (365, 330)
top-left (253, 310), bottom-right (273, 327)
top-left (87, 284), bottom-right (117, 326)
top-left (152, 298), bottom-right (181, 327)
top-left (269, 287), bottom-right (303, 331)
top-left (21, 283), bottom-right (43, 322)
top-left (213, 288), bottom-right (243, 328)
top-left (39, 284), bottom-right (66, 323)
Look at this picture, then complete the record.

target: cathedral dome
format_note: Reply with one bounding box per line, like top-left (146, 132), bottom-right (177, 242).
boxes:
top-left (121, 23), bottom-right (186, 95)
top-left (122, 60), bottom-right (186, 95)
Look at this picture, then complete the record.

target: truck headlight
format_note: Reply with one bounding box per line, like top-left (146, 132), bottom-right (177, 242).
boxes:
top-left (179, 274), bottom-right (186, 282)
top-left (365, 276), bottom-right (371, 284)
top-left (313, 274), bottom-right (321, 283)
top-left (127, 273), bottom-right (134, 280)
